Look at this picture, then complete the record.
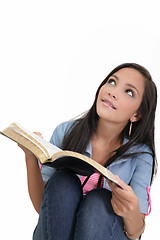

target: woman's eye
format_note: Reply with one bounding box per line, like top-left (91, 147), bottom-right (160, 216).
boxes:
top-left (107, 79), bottom-right (116, 85)
top-left (126, 89), bottom-right (134, 97)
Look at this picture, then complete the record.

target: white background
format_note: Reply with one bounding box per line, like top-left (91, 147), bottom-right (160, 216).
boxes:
top-left (0, 1), bottom-right (159, 239)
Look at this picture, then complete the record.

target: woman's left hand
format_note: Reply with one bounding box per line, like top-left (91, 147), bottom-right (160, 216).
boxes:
top-left (108, 176), bottom-right (141, 220)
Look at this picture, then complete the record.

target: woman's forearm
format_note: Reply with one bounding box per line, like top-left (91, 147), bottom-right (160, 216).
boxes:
top-left (25, 153), bottom-right (45, 214)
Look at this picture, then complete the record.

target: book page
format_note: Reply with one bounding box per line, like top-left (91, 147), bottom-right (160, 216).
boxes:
top-left (11, 122), bottom-right (62, 158)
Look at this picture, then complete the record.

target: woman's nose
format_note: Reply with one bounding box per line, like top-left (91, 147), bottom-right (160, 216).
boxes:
top-left (108, 91), bottom-right (118, 100)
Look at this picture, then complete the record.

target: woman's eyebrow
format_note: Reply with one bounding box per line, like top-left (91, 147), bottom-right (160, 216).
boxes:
top-left (112, 74), bottom-right (119, 80)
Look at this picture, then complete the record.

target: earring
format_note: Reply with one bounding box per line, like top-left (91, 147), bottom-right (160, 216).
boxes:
top-left (129, 121), bottom-right (132, 137)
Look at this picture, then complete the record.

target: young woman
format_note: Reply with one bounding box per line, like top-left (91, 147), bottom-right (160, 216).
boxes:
top-left (20, 63), bottom-right (157, 240)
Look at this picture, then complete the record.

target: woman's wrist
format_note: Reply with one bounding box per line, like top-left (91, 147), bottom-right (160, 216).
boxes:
top-left (124, 218), bottom-right (145, 239)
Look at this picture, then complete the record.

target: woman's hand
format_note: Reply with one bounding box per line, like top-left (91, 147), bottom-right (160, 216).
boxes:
top-left (108, 176), bottom-right (140, 220)
top-left (108, 176), bottom-right (145, 239)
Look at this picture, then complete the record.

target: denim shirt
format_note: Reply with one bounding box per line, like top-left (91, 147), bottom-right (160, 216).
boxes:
top-left (41, 121), bottom-right (153, 215)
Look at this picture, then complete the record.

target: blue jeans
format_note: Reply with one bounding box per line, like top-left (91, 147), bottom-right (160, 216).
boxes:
top-left (33, 170), bottom-right (130, 240)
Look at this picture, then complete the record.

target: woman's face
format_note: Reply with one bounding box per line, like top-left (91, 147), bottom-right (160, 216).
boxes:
top-left (96, 68), bottom-right (145, 126)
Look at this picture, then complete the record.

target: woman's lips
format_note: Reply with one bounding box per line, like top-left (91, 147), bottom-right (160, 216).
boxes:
top-left (102, 99), bottom-right (116, 110)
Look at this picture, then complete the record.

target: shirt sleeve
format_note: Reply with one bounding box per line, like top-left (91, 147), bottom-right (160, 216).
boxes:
top-left (130, 145), bottom-right (153, 215)
top-left (41, 121), bottom-right (74, 183)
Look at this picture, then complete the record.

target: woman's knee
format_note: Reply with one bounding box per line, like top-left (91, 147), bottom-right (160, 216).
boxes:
top-left (45, 169), bottom-right (83, 201)
top-left (35, 170), bottom-right (83, 240)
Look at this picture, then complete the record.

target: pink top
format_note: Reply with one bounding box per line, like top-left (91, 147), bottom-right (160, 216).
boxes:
top-left (80, 173), bottom-right (104, 194)
top-left (146, 186), bottom-right (151, 216)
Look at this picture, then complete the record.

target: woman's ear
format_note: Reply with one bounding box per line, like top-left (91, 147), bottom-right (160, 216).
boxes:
top-left (130, 112), bottom-right (141, 123)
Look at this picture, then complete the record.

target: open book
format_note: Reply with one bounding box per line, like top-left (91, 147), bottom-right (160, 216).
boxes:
top-left (1, 122), bottom-right (119, 185)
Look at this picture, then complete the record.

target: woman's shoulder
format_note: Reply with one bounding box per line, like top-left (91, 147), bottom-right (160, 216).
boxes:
top-left (124, 137), bottom-right (152, 153)
top-left (50, 120), bottom-right (76, 147)
top-left (134, 142), bottom-right (152, 153)
top-left (130, 142), bottom-right (153, 165)
top-left (54, 120), bottom-right (75, 132)
top-left (123, 138), bottom-right (153, 164)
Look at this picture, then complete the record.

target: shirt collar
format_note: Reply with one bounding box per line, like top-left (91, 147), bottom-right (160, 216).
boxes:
top-left (85, 141), bottom-right (92, 157)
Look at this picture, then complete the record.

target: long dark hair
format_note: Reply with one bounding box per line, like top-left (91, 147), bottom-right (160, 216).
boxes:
top-left (62, 63), bottom-right (157, 183)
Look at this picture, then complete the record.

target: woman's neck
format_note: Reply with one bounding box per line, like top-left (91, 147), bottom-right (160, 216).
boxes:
top-left (91, 119), bottom-right (124, 165)
top-left (94, 118), bottom-right (124, 147)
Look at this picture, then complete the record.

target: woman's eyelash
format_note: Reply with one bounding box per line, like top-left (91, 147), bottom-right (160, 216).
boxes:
top-left (107, 79), bottom-right (116, 85)
top-left (126, 89), bottom-right (134, 97)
